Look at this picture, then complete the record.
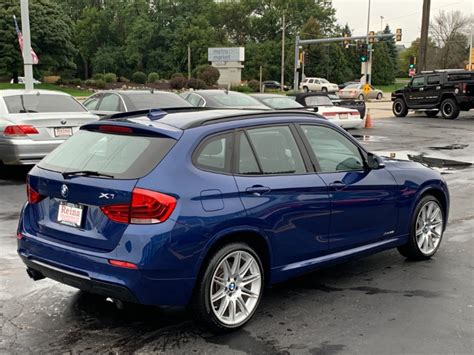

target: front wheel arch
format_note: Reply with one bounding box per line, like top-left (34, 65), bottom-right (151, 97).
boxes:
top-left (412, 187), bottom-right (449, 231)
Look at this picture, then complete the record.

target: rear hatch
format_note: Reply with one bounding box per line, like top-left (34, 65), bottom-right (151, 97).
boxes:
top-left (24, 122), bottom-right (180, 252)
top-left (3, 93), bottom-right (98, 140)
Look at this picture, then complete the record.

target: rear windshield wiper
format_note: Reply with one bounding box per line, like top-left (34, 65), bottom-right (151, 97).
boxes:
top-left (62, 170), bottom-right (115, 179)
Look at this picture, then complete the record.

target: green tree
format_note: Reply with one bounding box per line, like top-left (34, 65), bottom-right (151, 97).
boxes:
top-left (372, 42), bottom-right (395, 85)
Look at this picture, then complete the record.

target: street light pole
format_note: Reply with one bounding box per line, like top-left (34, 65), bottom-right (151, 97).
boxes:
top-left (365, 0), bottom-right (371, 85)
top-left (20, 0), bottom-right (34, 90)
top-left (280, 12), bottom-right (286, 92)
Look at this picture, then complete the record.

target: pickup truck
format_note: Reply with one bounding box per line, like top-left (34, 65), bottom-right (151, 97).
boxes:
top-left (391, 70), bottom-right (474, 119)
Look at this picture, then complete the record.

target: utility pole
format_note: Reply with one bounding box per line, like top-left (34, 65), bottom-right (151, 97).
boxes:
top-left (418, 0), bottom-right (431, 72)
top-left (280, 12), bottom-right (286, 91)
top-left (20, 0), bottom-right (34, 90)
top-left (365, 0), bottom-right (371, 84)
top-left (187, 45), bottom-right (191, 80)
top-left (259, 66), bottom-right (263, 93)
top-left (469, 28), bottom-right (473, 70)
top-left (380, 16), bottom-right (384, 32)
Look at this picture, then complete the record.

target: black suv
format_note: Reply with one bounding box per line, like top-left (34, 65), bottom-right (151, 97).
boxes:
top-left (391, 70), bottom-right (474, 119)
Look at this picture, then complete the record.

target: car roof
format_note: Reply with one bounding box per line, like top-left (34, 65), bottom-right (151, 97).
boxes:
top-left (93, 90), bottom-right (177, 96)
top-left (249, 94), bottom-right (291, 99)
top-left (103, 108), bottom-right (327, 131)
top-left (0, 89), bottom-right (71, 97)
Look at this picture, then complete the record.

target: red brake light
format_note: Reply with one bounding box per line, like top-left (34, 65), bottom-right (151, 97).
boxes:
top-left (108, 259), bottom-right (138, 269)
top-left (323, 112), bottom-right (338, 117)
top-left (98, 125), bottom-right (133, 134)
top-left (100, 188), bottom-right (176, 224)
top-left (27, 184), bottom-right (44, 204)
top-left (4, 125), bottom-right (39, 136)
top-left (16, 232), bottom-right (24, 240)
top-left (349, 111), bottom-right (359, 115)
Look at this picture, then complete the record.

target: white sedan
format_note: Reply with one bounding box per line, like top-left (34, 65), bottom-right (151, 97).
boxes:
top-left (303, 95), bottom-right (363, 129)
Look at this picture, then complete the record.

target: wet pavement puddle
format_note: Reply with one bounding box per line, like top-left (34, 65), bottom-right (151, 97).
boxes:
top-left (429, 144), bottom-right (469, 150)
top-left (352, 135), bottom-right (388, 143)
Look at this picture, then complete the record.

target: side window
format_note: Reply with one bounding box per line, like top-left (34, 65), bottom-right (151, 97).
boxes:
top-left (308, 79), bottom-right (314, 84)
top-left (412, 77), bottom-right (425, 88)
top-left (238, 132), bottom-right (260, 175)
top-left (98, 94), bottom-right (120, 111)
top-left (187, 93), bottom-right (202, 107)
top-left (427, 75), bottom-right (440, 85)
top-left (83, 95), bottom-right (100, 110)
top-left (246, 126), bottom-right (306, 174)
top-left (195, 133), bottom-right (232, 173)
top-left (301, 125), bottom-right (364, 173)
top-left (315, 79), bottom-right (320, 84)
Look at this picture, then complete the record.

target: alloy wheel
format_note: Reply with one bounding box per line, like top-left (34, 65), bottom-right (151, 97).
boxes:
top-left (210, 251), bottom-right (262, 326)
top-left (415, 201), bottom-right (443, 255)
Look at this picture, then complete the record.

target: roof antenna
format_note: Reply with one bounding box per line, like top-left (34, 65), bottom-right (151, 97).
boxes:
top-left (147, 108), bottom-right (167, 121)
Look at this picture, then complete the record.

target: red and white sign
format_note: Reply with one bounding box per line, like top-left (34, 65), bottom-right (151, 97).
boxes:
top-left (58, 202), bottom-right (83, 227)
top-left (409, 69), bottom-right (416, 77)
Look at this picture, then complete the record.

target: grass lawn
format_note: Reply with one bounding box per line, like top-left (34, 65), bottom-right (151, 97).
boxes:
top-left (0, 83), bottom-right (90, 97)
top-left (377, 82), bottom-right (407, 93)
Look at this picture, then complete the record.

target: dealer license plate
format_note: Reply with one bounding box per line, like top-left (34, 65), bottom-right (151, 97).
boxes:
top-left (339, 113), bottom-right (348, 119)
top-left (57, 202), bottom-right (83, 227)
top-left (54, 127), bottom-right (73, 137)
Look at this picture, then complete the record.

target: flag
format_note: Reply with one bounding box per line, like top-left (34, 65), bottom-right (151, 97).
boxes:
top-left (13, 15), bottom-right (39, 65)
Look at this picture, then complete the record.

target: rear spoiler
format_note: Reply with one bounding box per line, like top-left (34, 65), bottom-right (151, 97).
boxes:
top-left (100, 107), bottom-right (212, 121)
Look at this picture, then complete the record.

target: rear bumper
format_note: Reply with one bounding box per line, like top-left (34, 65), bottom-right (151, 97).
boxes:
top-left (456, 96), bottom-right (474, 110)
top-left (17, 232), bottom-right (196, 306)
top-left (329, 118), bottom-right (364, 129)
top-left (0, 138), bottom-right (64, 165)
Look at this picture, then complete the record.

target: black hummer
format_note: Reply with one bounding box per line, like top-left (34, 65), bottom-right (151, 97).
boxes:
top-left (391, 70), bottom-right (474, 119)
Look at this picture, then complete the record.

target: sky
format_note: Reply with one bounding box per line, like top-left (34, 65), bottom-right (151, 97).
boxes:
top-left (331, 0), bottom-right (473, 47)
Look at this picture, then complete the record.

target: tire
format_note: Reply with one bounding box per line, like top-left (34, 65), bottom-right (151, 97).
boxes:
top-left (376, 92), bottom-right (383, 100)
top-left (397, 195), bottom-right (445, 260)
top-left (358, 94), bottom-right (365, 101)
top-left (440, 98), bottom-right (460, 119)
top-left (321, 87), bottom-right (328, 92)
top-left (392, 98), bottom-right (408, 117)
top-left (303, 86), bottom-right (309, 93)
top-left (425, 110), bottom-right (439, 117)
top-left (193, 242), bottom-right (264, 332)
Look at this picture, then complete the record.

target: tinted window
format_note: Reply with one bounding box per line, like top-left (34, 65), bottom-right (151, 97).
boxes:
top-left (247, 126), bottom-right (306, 174)
top-left (38, 130), bottom-right (176, 179)
top-left (301, 125), bottom-right (364, 172)
top-left (261, 97), bottom-right (303, 109)
top-left (98, 94), bottom-right (120, 111)
top-left (212, 93), bottom-right (266, 108)
top-left (345, 84), bottom-right (360, 89)
top-left (305, 96), bottom-right (333, 106)
top-left (195, 133), bottom-right (232, 173)
top-left (447, 73), bottom-right (473, 81)
top-left (238, 133), bottom-right (260, 174)
top-left (187, 93), bottom-right (204, 107)
top-left (427, 75), bottom-right (440, 85)
top-left (126, 92), bottom-right (192, 110)
top-left (412, 77), bottom-right (425, 87)
top-left (83, 95), bottom-right (100, 110)
top-left (4, 94), bottom-right (86, 113)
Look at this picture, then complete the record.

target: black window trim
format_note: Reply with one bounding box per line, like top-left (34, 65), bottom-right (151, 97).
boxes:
top-left (295, 122), bottom-right (369, 174)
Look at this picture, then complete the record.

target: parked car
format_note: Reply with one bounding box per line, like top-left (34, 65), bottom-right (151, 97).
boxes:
top-left (0, 90), bottom-right (98, 165)
top-left (338, 81), bottom-right (359, 90)
top-left (10, 77), bottom-right (42, 84)
top-left (299, 77), bottom-right (339, 93)
top-left (250, 94), bottom-right (305, 109)
top-left (339, 84), bottom-right (383, 101)
top-left (18, 108), bottom-right (449, 331)
top-left (292, 92), bottom-right (366, 118)
top-left (83, 90), bottom-right (192, 117)
top-left (391, 70), bottom-right (474, 119)
top-left (262, 80), bottom-right (289, 91)
top-left (181, 90), bottom-right (270, 110)
top-left (288, 93), bottom-right (363, 129)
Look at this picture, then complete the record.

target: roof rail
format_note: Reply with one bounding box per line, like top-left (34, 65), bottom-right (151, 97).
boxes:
top-left (419, 69), bottom-right (468, 74)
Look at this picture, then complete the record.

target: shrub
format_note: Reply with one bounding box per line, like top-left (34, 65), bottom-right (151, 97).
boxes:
top-left (231, 85), bottom-right (253, 93)
top-left (70, 78), bottom-right (82, 86)
top-left (93, 73), bottom-right (104, 81)
top-left (169, 75), bottom-right (187, 90)
top-left (118, 76), bottom-right (129, 83)
top-left (195, 65), bottom-right (220, 86)
top-left (56, 78), bottom-right (69, 85)
top-left (104, 73), bottom-right (117, 83)
top-left (187, 78), bottom-right (207, 90)
top-left (95, 79), bottom-right (106, 89)
top-left (85, 79), bottom-right (96, 86)
top-left (132, 71), bottom-right (147, 84)
top-left (147, 72), bottom-right (160, 83)
top-left (247, 79), bottom-right (261, 92)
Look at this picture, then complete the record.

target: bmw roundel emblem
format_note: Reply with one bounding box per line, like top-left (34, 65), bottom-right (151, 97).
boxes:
top-left (61, 184), bottom-right (69, 198)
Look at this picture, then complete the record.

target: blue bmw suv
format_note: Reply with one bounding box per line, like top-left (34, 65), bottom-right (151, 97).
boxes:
top-left (17, 109), bottom-right (449, 331)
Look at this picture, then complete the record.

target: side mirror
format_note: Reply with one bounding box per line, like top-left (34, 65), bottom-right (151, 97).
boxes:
top-left (312, 106), bottom-right (319, 112)
top-left (367, 152), bottom-right (385, 169)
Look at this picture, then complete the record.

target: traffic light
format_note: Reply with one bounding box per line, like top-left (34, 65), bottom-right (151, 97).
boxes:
top-left (368, 31), bottom-right (375, 44)
top-left (409, 56), bottom-right (417, 69)
top-left (396, 28), bottom-right (402, 41)
top-left (359, 43), bottom-right (368, 62)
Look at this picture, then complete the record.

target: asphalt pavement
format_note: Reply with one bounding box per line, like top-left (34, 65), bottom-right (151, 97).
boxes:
top-left (0, 105), bottom-right (473, 354)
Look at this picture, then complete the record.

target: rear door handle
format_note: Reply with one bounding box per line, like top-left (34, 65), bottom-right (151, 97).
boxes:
top-left (329, 181), bottom-right (346, 190)
top-left (245, 185), bottom-right (271, 196)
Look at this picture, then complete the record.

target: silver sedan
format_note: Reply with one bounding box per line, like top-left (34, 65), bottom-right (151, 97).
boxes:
top-left (0, 90), bottom-right (98, 165)
top-left (339, 84), bottom-right (384, 101)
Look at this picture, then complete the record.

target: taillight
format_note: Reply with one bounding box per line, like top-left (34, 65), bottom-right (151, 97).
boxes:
top-left (4, 125), bottom-right (39, 136)
top-left (323, 112), bottom-right (338, 117)
top-left (100, 188), bottom-right (176, 224)
top-left (16, 232), bottom-right (24, 240)
top-left (27, 184), bottom-right (44, 204)
top-left (98, 125), bottom-right (133, 134)
top-left (108, 259), bottom-right (138, 269)
top-left (461, 83), bottom-right (467, 94)
top-left (349, 111), bottom-right (359, 115)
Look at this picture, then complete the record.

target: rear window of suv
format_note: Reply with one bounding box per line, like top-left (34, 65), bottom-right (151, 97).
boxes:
top-left (4, 94), bottom-right (86, 113)
top-left (38, 130), bottom-right (176, 179)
